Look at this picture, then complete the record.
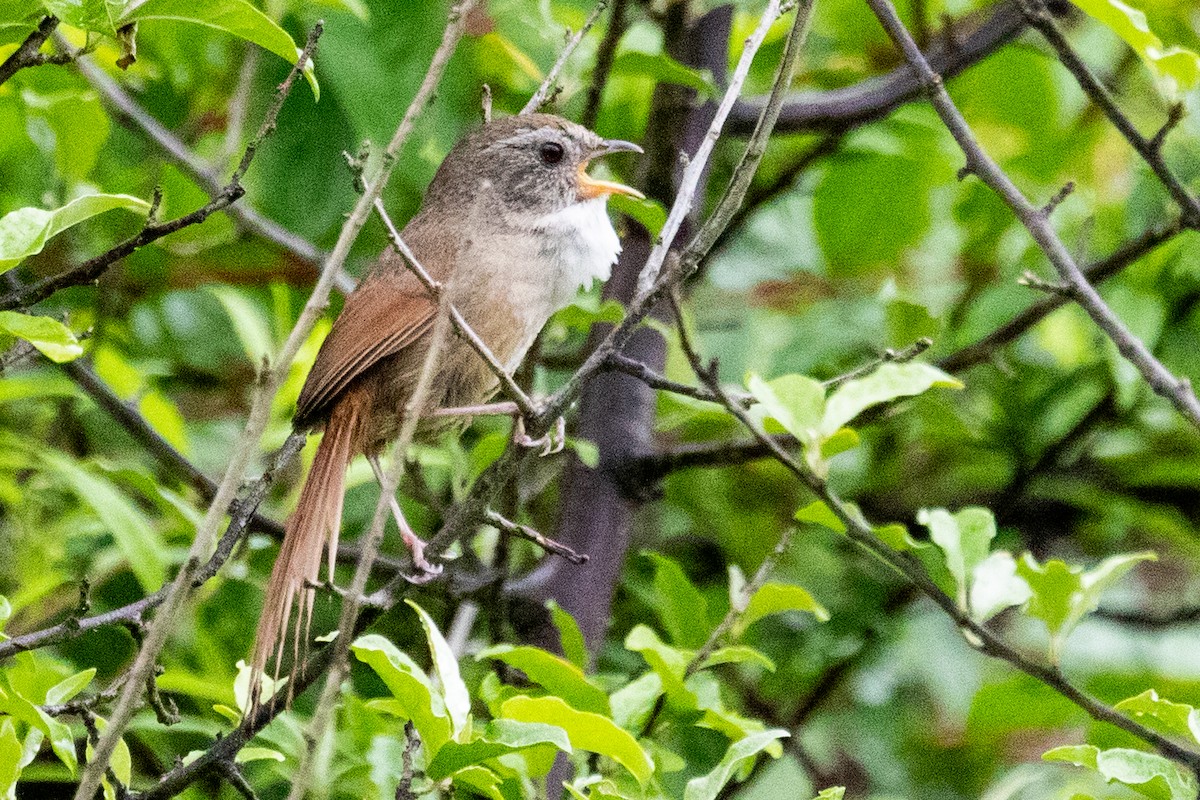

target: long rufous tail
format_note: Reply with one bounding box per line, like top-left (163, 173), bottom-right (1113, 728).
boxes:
top-left (250, 388), bottom-right (366, 711)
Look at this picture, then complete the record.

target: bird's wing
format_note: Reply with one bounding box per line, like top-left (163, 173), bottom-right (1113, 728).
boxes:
top-left (294, 271), bottom-right (436, 425)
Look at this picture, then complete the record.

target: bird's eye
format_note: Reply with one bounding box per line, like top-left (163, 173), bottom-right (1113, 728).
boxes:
top-left (539, 141), bottom-right (565, 165)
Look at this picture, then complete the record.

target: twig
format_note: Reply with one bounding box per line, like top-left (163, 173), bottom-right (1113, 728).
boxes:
top-left (937, 219), bottom-right (1182, 373)
top-left (372, 199), bottom-right (539, 418)
top-left (866, 0), bottom-right (1200, 433)
top-left (602, 352), bottom-right (753, 406)
top-left (396, 722), bottom-right (418, 800)
top-left (581, 0), bottom-right (629, 129)
top-left (1015, 0), bottom-right (1200, 229)
top-left (64, 38), bottom-right (352, 293)
top-left (0, 16), bottom-right (60, 87)
top-left (726, 0), bottom-right (1038, 135)
top-left (485, 509), bottom-right (589, 564)
top-left (278, 6), bottom-right (478, 796)
top-left (521, 1), bottom-right (609, 114)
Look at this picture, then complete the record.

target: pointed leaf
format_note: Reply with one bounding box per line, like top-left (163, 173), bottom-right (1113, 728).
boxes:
top-left (45, 669), bottom-right (96, 706)
top-left (794, 501), bottom-right (845, 533)
top-left (734, 582), bottom-right (829, 638)
top-left (919, 507), bottom-right (996, 609)
top-left (476, 645), bottom-right (609, 715)
top-left (746, 372), bottom-right (825, 443)
top-left (0, 194), bottom-right (150, 272)
top-left (0, 720), bottom-right (20, 800)
top-left (684, 729), bottom-right (790, 800)
top-left (407, 600), bottom-right (470, 738)
top-left (547, 601), bottom-right (588, 670)
top-left (1115, 690), bottom-right (1200, 745)
top-left (427, 719), bottom-right (571, 781)
top-left (500, 695), bottom-right (654, 786)
top-left (821, 362), bottom-right (961, 436)
top-left (351, 634), bottom-right (452, 754)
top-left (1071, 0), bottom-right (1200, 96)
top-left (645, 552), bottom-right (709, 648)
top-left (120, 0), bottom-right (319, 97)
top-left (0, 312), bottom-right (83, 363)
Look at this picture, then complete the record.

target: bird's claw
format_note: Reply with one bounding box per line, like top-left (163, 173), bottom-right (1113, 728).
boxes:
top-left (513, 415), bottom-right (566, 456)
top-left (401, 535), bottom-right (443, 585)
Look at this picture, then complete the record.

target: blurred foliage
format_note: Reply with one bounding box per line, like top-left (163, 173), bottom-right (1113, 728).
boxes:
top-left (3, 0), bottom-right (1200, 798)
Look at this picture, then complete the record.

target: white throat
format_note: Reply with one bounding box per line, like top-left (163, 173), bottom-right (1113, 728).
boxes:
top-left (531, 196), bottom-right (621, 308)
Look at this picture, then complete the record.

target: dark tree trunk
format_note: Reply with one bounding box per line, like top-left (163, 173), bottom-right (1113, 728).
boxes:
top-left (513, 4), bottom-right (733, 655)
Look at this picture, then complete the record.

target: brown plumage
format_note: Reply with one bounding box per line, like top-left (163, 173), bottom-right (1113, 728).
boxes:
top-left (248, 114), bottom-right (642, 708)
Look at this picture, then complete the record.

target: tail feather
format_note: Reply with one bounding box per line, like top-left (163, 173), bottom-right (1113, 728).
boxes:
top-left (250, 389), bottom-right (365, 711)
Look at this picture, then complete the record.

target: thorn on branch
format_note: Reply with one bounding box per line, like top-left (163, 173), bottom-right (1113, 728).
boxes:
top-left (1041, 181), bottom-right (1075, 216)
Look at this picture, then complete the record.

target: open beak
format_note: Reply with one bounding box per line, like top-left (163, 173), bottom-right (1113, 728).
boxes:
top-left (578, 138), bottom-right (645, 201)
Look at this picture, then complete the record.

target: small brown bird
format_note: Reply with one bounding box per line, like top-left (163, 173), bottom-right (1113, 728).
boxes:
top-left (251, 113), bottom-right (643, 695)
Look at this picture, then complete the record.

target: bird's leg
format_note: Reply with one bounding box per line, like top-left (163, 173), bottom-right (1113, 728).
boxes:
top-left (432, 401), bottom-right (565, 456)
top-left (367, 455), bottom-right (442, 584)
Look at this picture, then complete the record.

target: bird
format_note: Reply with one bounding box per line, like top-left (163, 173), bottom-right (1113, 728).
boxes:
top-left (250, 113), bottom-right (643, 702)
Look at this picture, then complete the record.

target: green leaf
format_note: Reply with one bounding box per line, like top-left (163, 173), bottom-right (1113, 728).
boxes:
top-left (645, 552), bottom-right (709, 648)
top-left (500, 695), bottom-right (654, 786)
top-left (812, 790), bottom-right (845, 800)
top-left (969, 552), bottom-right (1031, 623)
top-left (794, 501), bottom-right (845, 533)
top-left (450, 765), bottom-right (509, 800)
top-left (746, 372), bottom-right (825, 444)
top-left (22, 90), bottom-right (111, 180)
top-left (351, 634), bottom-right (452, 754)
top-left (0, 312), bottom-right (83, 363)
top-left (624, 625), bottom-right (694, 708)
top-left (734, 582), bottom-right (829, 637)
top-left (0, 720), bottom-right (20, 800)
top-left (204, 285), bottom-right (273, 367)
top-left (235, 747), bottom-right (286, 763)
top-left (611, 50), bottom-right (715, 97)
top-left (699, 646), bottom-right (776, 672)
top-left (609, 194), bottom-right (667, 238)
top-left (547, 601), bottom-right (588, 670)
top-left (1045, 744), bottom-right (1198, 800)
top-left (0, 686), bottom-right (77, 775)
top-left (1071, 0), bottom-right (1200, 96)
top-left (1018, 552), bottom-right (1156, 662)
top-left (1115, 690), bottom-right (1200, 745)
top-left (821, 362), bottom-right (962, 436)
top-left (44, 669), bottom-right (96, 706)
top-left (684, 729), bottom-right (790, 800)
top-left (40, 452), bottom-right (169, 592)
top-left (86, 717), bottom-right (131, 800)
top-left (919, 507), bottom-right (996, 610)
top-left (0, 194), bottom-right (150, 272)
top-left (40, 0), bottom-right (127, 37)
top-left (476, 645), bottom-right (609, 715)
top-left (427, 719), bottom-right (571, 781)
top-left (119, 0), bottom-right (319, 98)
top-left (406, 600), bottom-right (470, 739)
top-left (609, 672), bottom-right (662, 733)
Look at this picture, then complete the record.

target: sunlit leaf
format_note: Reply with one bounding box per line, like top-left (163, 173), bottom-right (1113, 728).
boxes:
top-left (44, 669), bottom-right (95, 706)
top-left (0, 194), bottom-right (149, 272)
top-left (426, 719), bottom-right (571, 781)
top-left (119, 0), bottom-right (319, 97)
top-left (500, 695), bottom-right (654, 786)
top-left (919, 507), bottom-right (996, 610)
top-left (733, 582), bottom-right (829, 637)
top-left (969, 552), bottom-right (1031, 623)
top-left (821, 362), bottom-right (962, 436)
top-left (235, 747), bottom-right (286, 763)
top-left (794, 501), bottom-right (845, 533)
top-left (624, 624), bottom-right (694, 708)
top-left (645, 552), bottom-right (710, 648)
top-left (476, 644), bottom-right (609, 715)
top-left (1072, 0), bottom-right (1200, 96)
top-left (406, 600), bottom-right (471, 739)
top-left (351, 634), bottom-right (452, 754)
top-left (1114, 690), bottom-right (1200, 745)
top-left (612, 50), bottom-right (716, 97)
top-left (684, 729), bottom-right (789, 800)
top-left (0, 720), bottom-right (20, 800)
top-left (1045, 744), bottom-right (1198, 800)
top-left (698, 646), bottom-right (776, 672)
top-left (547, 600), bottom-right (588, 671)
top-left (0, 312), bottom-right (83, 363)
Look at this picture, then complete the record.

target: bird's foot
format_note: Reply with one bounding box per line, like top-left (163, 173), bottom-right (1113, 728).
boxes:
top-left (513, 414), bottom-right (566, 456)
top-left (401, 532), bottom-right (443, 585)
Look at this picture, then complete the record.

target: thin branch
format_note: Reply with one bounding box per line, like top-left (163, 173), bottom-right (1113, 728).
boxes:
top-left (726, 0), bottom-right (1037, 135)
top-left (73, 26), bottom-right (335, 800)
top-left (937, 219), bottom-right (1183, 373)
top-left (866, 0), bottom-right (1200, 432)
top-left (581, 0), bottom-right (629, 129)
top-left (1094, 605), bottom-right (1200, 629)
top-left (0, 16), bottom-right (60, 87)
top-left (1016, 0), bottom-right (1200, 228)
top-left (602, 352), bottom-right (753, 406)
top-left (676, 260), bottom-right (1200, 773)
top-left (65, 38), bottom-right (352, 293)
top-left (521, 1), bottom-right (609, 114)
top-left (485, 509), bottom-right (589, 564)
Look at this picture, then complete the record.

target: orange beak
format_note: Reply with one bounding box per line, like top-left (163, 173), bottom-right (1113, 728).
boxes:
top-left (578, 138), bottom-right (645, 201)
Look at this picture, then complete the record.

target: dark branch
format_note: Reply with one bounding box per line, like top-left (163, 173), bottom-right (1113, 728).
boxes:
top-left (0, 16), bottom-right (60, 87)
